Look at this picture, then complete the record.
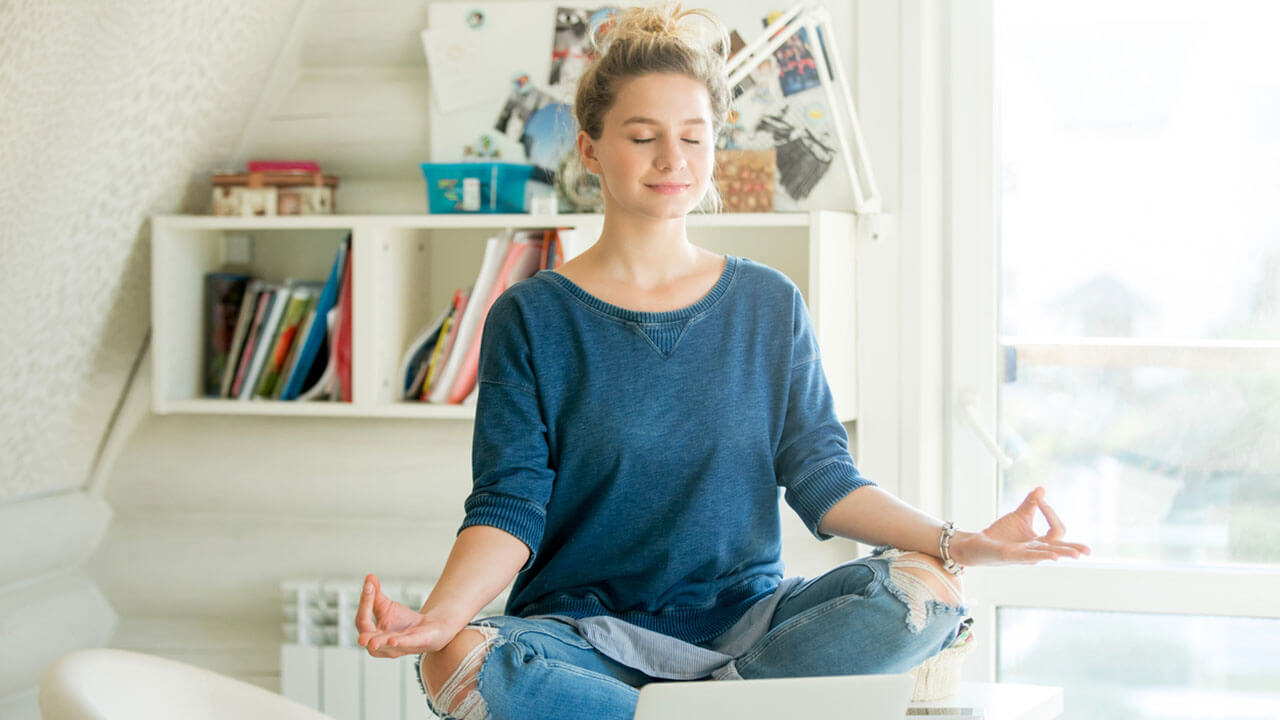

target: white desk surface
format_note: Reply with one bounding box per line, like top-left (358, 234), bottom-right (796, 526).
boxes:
top-left (908, 682), bottom-right (1063, 720)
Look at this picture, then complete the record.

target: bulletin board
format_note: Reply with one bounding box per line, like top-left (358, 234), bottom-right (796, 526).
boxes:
top-left (422, 0), bottom-right (857, 212)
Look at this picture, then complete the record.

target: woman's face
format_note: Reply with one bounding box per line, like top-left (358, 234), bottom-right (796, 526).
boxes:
top-left (578, 72), bottom-right (716, 220)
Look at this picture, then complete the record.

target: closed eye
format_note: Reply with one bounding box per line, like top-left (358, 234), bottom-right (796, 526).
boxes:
top-left (630, 139), bottom-right (701, 144)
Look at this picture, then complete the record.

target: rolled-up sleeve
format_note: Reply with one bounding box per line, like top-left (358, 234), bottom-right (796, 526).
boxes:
top-left (774, 288), bottom-right (875, 540)
top-left (459, 294), bottom-right (554, 571)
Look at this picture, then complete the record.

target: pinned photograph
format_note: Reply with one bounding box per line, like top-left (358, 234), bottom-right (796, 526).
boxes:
top-left (494, 84), bottom-right (558, 143)
top-left (773, 28), bottom-right (821, 97)
top-left (521, 102), bottom-right (577, 176)
top-left (713, 149), bottom-right (777, 212)
top-left (756, 105), bottom-right (836, 201)
top-left (550, 7), bottom-right (593, 87)
top-left (550, 6), bottom-right (619, 89)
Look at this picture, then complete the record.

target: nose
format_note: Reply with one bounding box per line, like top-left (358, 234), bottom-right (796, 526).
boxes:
top-left (654, 137), bottom-right (687, 173)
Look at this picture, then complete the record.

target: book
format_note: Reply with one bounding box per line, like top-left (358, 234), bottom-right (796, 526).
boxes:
top-left (280, 235), bottom-right (350, 401)
top-left (539, 228), bottom-right (565, 271)
top-left (256, 284), bottom-right (316, 398)
top-left (295, 310), bottom-right (337, 402)
top-left (427, 232), bottom-right (512, 403)
top-left (398, 303), bottom-right (453, 400)
top-left (204, 273), bottom-right (251, 397)
top-left (331, 241), bottom-right (354, 402)
top-left (230, 288), bottom-right (275, 398)
top-left (419, 310), bottom-right (454, 400)
top-left (407, 352), bottom-right (433, 401)
top-left (275, 295), bottom-right (318, 400)
top-left (240, 284), bottom-right (289, 400)
top-left (444, 230), bottom-right (545, 404)
top-left (220, 279), bottom-right (263, 397)
top-left (423, 289), bottom-right (469, 400)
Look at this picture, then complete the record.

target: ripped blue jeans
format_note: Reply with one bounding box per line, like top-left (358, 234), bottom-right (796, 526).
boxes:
top-left (414, 548), bottom-right (969, 720)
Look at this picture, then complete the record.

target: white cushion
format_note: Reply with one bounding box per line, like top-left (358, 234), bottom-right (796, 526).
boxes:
top-left (39, 648), bottom-right (331, 720)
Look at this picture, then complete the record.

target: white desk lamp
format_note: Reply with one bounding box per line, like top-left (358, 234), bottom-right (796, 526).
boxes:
top-left (725, 1), bottom-right (881, 215)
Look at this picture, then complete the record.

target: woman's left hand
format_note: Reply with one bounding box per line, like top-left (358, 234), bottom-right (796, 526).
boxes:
top-left (948, 486), bottom-right (1091, 567)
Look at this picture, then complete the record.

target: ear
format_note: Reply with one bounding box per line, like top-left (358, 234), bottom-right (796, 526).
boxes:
top-left (577, 130), bottom-right (602, 175)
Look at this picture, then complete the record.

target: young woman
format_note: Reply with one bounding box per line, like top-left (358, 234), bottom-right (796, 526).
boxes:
top-left (358, 3), bottom-right (1090, 719)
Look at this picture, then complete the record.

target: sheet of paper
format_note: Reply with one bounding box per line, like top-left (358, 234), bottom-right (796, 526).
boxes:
top-left (420, 26), bottom-right (508, 113)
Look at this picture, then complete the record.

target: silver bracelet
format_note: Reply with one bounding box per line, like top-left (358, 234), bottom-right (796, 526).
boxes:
top-left (939, 521), bottom-right (964, 575)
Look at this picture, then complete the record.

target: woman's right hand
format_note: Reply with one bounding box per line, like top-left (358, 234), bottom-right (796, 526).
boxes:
top-left (356, 573), bottom-right (461, 659)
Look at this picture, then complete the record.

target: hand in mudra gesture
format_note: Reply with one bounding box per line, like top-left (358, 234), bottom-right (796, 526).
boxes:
top-left (950, 486), bottom-right (1091, 567)
top-left (356, 573), bottom-right (458, 659)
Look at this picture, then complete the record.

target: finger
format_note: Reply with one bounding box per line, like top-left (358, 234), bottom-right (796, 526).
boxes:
top-left (1007, 547), bottom-right (1061, 564)
top-left (1036, 495), bottom-right (1067, 542)
top-left (1056, 541), bottom-right (1091, 557)
top-left (365, 637), bottom-right (403, 659)
top-left (1045, 545), bottom-right (1082, 559)
top-left (355, 574), bottom-right (378, 639)
top-left (1033, 540), bottom-right (1088, 559)
top-left (375, 631), bottom-right (424, 659)
top-left (365, 630), bottom-right (398, 654)
top-left (1017, 486), bottom-right (1044, 513)
top-left (386, 626), bottom-right (447, 655)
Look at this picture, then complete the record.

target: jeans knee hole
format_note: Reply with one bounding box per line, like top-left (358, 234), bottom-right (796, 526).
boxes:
top-left (422, 626), bottom-right (500, 720)
top-left (883, 552), bottom-right (964, 633)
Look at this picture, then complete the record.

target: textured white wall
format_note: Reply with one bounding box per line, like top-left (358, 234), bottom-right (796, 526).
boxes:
top-left (0, 0), bottom-right (303, 502)
top-left (0, 1), bottom-right (302, 714)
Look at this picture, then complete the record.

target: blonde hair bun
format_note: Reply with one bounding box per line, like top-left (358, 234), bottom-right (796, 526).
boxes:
top-left (591, 0), bottom-right (730, 63)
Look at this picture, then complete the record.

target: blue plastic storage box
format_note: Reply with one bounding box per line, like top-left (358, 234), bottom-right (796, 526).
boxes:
top-left (421, 162), bottom-right (535, 214)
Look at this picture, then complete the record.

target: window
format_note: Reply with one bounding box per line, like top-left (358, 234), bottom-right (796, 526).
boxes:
top-left (948, 1), bottom-right (1280, 716)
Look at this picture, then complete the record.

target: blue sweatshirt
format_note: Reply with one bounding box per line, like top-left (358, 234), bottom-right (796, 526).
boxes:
top-left (459, 253), bottom-right (874, 644)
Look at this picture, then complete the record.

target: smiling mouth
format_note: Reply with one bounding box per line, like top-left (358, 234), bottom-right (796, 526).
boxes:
top-left (645, 183), bottom-right (690, 194)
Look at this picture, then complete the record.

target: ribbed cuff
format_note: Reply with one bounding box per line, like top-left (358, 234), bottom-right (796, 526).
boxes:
top-left (459, 492), bottom-right (546, 571)
top-left (787, 460), bottom-right (875, 540)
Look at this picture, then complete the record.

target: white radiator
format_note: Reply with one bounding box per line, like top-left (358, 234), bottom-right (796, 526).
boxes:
top-left (280, 578), bottom-right (507, 720)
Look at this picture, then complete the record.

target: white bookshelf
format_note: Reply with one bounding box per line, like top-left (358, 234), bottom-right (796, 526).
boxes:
top-left (150, 211), bottom-right (861, 420)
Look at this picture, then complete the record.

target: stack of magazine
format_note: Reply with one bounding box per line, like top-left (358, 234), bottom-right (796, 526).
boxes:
top-left (202, 234), bottom-right (353, 402)
top-left (400, 227), bottom-right (566, 405)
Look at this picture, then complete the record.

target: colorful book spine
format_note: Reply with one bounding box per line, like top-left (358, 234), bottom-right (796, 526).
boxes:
top-left (445, 233), bottom-right (543, 404)
top-left (231, 289), bottom-right (274, 398)
top-left (222, 280), bottom-right (263, 398)
top-left (280, 235), bottom-right (350, 401)
top-left (205, 273), bottom-right (251, 397)
top-left (332, 244), bottom-right (354, 402)
top-left (427, 233), bottom-right (511, 404)
top-left (240, 285), bottom-right (288, 400)
top-left (420, 311), bottom-right (455, 401)
top-left (424, 289), bottom-right (469, 400)
top-left (256, 287), bottom-right (313, 398)
top-left (275, 297), bottom-right (318, 400)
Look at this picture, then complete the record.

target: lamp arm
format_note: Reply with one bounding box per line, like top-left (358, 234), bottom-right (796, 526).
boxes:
top-left (725, 2), bottom-right (816, 85)
top-left (722, 2), bottom-right (882, 215)
top-left (804, 7), bottom-right (881, 213)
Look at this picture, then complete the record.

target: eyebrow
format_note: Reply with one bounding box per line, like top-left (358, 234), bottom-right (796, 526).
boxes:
top-left (620, 117), bottom-right (707, 127)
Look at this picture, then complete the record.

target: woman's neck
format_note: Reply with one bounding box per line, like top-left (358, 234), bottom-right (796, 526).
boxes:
top-left (587, 208), bottom-right (700, 290)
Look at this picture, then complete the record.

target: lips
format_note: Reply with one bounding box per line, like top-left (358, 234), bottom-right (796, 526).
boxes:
top-left (645, 183), bottom-right (690, 194)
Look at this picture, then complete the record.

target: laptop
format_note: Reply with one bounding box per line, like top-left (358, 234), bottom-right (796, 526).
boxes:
top-left (633, 673), bottom-right (915, 720)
